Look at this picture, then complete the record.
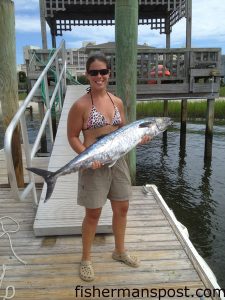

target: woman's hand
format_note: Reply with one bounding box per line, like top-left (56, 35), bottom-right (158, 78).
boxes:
top-left (139, 135), bottom-right (152, 145)
top-left (91, 160), bottom-right (103, 169)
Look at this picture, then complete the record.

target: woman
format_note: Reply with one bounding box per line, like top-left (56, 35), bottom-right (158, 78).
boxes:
top-left (67, 53), bottom-right (148, 282)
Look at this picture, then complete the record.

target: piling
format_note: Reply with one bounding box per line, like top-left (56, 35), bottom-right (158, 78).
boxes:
top-left (0, 0), bottom-right (24, 187)
top-left (39, 0), bottom-right (48, 49)
top-left (115, 0), bottom-right (138, 183)
top-left (163, 100), bottom-right (169, 140)
top-left (180, 99), bottom-right (188, 134)
top-left (204, 98), bottom-right (215, 161)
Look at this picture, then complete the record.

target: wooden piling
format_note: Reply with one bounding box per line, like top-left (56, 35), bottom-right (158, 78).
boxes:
top-left (115, 0), bottom-right (138, 183)
top-left (180, 99), bottom-right (188, 134)
top-left (39, 0), bottom-right (48, 49)
top-left (204, 98), bottom-right (215, 161)
top-left (163, 100), bottom-right (168, 139)
top-left (186, 0), bottom-right (192, 49)
top-left (0, 0), bottom-right (24, 187)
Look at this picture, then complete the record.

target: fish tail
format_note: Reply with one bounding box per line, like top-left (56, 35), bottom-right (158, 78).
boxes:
top-left (27, 167), bottom-right (57, 202)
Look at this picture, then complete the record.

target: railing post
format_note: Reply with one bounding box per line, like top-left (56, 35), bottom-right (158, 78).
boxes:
top-left (55, 56), bottom-right (62, 109)
top-left (20, 114), bottom-right (38, 205)
top-left (38, 101), bottom-right (48, 153)
top-left (4, 40), bottom-right (66, 202)
top-left (63, 41), bottom-right (67, 99)
top-left (43, 75), bottom-right (54, 143)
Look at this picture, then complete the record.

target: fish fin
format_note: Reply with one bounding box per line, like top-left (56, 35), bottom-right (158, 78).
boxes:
top-left (108, 160), bottom-right (117, 168)
top-left (139, 121), bottom-right (153, 128)
top-left (26, 167), bottom-right (57, 202)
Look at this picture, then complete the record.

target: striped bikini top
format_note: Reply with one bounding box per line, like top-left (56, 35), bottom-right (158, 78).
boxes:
top-left (84, 91), bottom-right (122, 130)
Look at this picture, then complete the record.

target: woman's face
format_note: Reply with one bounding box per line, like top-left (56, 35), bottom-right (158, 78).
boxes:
top-left (86, 59), bottom-right (110, 91)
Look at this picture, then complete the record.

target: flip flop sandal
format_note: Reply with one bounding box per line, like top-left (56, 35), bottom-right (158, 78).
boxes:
top-left (79, 261), bottom-right (95, 281)
top-left (112, 251), bottom-right (140, 268)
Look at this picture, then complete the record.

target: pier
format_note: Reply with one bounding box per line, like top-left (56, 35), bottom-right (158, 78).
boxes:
top-left (1, 1), bottom-right (224, 298)
top-left (1, 85), bottom-right (223, 299)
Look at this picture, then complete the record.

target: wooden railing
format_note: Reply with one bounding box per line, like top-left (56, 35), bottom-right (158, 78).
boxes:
top-left (108, 48), bottom-right (222, 98)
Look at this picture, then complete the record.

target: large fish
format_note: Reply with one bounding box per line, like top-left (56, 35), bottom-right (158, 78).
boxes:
top-left (27, 117), bottom-right (172, 202)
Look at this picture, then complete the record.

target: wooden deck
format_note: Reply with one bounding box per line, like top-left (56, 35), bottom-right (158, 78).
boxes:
top-left (0, 85), bottom-right (222, 299)
top-left (33, 85), bottom-right (113, 236)
top-left (0, 184), bottom-right (215, 300)
top-left (0, 149), bottom-right (49, 186)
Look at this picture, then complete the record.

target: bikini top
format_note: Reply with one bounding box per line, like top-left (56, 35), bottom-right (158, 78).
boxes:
top-left (84, 91), bottom-right (122, 130)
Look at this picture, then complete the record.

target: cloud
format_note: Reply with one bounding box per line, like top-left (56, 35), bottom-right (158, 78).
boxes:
top-left (138, 26), bottom-right (165, 48)
top-left (171, 0), bottom-right (225, 47)
top-left (14, 0), bottom-right (39, 11)
top-left (14, 0), bottom-right (41, 33)
top-left (15, 15), bottom-right (41, 32)
top-left (64, 25), bottom-right (167, 49)
top-left (62, 0), bottom-right (225, 51)
top-left (63, 26), bottom-right (115, 48)
top-left (14, 0), bottom-right (225, 60)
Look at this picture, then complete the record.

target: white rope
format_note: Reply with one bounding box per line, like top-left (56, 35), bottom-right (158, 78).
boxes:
top-left (0, 216), bottom-right (27, 265)
top-left (0, 216), bottom-right (27, 299)
top-left (0, 265), bottom-right (15, 300)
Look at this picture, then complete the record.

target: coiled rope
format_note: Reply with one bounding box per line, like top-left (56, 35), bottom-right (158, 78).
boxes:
top-left (0, 216), bottom-right (27, 299)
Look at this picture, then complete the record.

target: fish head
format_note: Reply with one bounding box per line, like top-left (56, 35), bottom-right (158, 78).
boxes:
top-left (154, 117), bottom-right (173, 132)
top-left (139, 117), bottom-right (172, 131)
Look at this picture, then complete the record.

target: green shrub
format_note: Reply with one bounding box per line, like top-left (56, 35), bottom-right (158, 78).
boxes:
top-left (18, 71), bottom-right (27, 83)
top-left (137, 100), bottom-right (225, 120)
top-left (220, 86), bottom-right (225, 97)
top-left (77, 75), bottom-right (89, 85)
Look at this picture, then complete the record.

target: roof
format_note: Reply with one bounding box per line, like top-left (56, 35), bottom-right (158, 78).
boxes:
top-left (44, 0), bottom-right (186, 36)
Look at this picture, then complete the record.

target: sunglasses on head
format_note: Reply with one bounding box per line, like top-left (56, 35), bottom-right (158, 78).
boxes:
top-left (88, 69), bottom-right (110, 76)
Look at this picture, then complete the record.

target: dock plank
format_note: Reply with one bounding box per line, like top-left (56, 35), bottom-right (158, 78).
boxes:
top-left (0, 184), bottom-right (217, 299)
top-left (0, 149), bottom-right (49, 185)
top-left (0, 86), bottom-right (220, 299)
top-left (33, 85), bottom-right (114, 236)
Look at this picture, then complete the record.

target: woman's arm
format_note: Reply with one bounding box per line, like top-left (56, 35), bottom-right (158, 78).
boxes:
top-left (67, 100), bottom-right (86, 154)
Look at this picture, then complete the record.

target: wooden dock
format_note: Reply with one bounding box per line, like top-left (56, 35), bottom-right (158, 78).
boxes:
top-left (0, 148), bottom-right (49, 186)
top-left (33, 85), bottom-right (113, 236)
top-left (0, 85), bottom-right (222, 299)
top-left (0, 184), bottom-right (216, 300)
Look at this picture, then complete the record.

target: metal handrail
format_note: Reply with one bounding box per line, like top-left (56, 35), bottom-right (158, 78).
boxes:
top-left (4, 40), bottom-right (66, 205)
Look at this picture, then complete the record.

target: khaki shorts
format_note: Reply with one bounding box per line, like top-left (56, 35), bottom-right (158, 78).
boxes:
top-left (77, 157), bottom-right (132, 209)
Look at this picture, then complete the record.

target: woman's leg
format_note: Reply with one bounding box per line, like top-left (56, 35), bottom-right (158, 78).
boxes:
top-left (110, 200), bottom-right (140, 267)
top-left (110, 200), bottom-right (129, 253)
top-left (81, 207), bottom-right (102, 261)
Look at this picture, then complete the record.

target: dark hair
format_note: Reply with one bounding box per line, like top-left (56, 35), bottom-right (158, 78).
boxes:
top-left (86, 53), bottom-right (110, 72)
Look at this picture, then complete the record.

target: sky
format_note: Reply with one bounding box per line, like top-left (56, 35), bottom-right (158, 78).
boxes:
top-left (14, 0), bottom-right (225, 65)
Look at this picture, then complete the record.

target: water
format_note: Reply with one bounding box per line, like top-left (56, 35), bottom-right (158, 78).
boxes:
top-left (1, 117), bottom-right (225, 288)
top-left (136, 122), bottom-right (225, 288)
top-left (0, 109), bottom-right (53, 152)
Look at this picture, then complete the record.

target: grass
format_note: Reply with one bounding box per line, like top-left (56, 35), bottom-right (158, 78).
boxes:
top-left (220, 86), bottom-right (225, 97)
top-left (18, 92), bottom-right (27, 100)
top-left (137, 100), bottom-right (225, 120)
top-left (17, 86), bottom-right (225, 119)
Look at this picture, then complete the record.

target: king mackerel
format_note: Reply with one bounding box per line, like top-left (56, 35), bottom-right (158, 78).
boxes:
top-left (27, 117), bottom-right (172, 202)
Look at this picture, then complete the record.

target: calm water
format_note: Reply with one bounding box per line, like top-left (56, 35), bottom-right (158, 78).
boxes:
top-left (136, 122), bottom-right (225, 288)
top-left (1, 117), bottom-right (225, 288)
